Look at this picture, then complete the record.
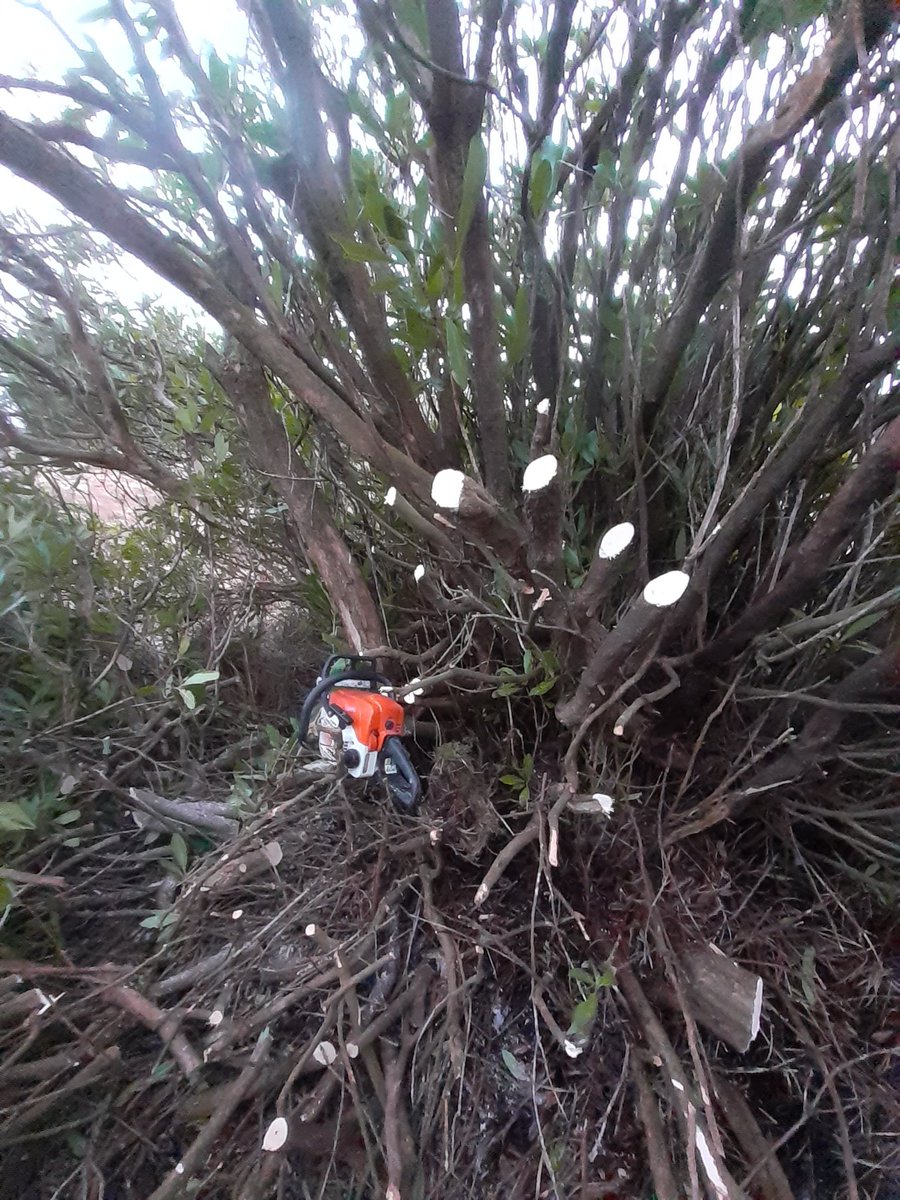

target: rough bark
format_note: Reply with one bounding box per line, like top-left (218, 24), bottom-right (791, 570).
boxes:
top-left (214, 350), bottom-right (387, 652)
top-left (424, 0), bottom-right (510, 501)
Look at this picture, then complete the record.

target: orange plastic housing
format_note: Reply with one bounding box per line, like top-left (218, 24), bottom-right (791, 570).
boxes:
top-left (328, 689), bottom-right (406, 752)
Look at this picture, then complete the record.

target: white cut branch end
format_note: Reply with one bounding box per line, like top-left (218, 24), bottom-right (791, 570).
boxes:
top-left (313, 1040), bottom-right (337, 1067)
top-left (598, 521), bottom-right (635, 560)
top-left (751, 977), bottom-right (763, 1041)
top-left (431, 469), bottom-right (465, 510)
top-left (694, 1125), bottom-right (729, 1200)
top-left (262, 1117), bottom-right (288, 1152)
top-left (262, 841), bottom-right (283, 867)
top-left (385, 486), bottom-right (397, 506)
top-left (522, 453), bottom-right (558, 493)
top-left (642, 570), bottom-right (690, 608)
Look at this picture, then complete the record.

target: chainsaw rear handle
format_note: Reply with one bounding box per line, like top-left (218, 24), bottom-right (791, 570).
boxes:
top-left (296, 670), bottom-right (391, 744)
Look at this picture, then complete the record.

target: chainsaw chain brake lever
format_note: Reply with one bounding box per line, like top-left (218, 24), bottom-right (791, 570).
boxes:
top-left (378, 735), bottom-right (421, 813)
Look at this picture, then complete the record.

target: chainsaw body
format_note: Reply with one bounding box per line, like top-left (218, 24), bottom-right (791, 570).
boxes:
top-left (299, 656), bottom-right (421, 812)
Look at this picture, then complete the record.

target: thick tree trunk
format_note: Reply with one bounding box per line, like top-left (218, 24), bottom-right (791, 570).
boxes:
top-left (215, 351), bottom-right (386, 652)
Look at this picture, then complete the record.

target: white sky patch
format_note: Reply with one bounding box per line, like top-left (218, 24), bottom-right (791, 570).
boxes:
top-left (598, 522), bottom-right (635, 560)
top-left (0, 0), bottom-right (248, 323)
top-left (643, 570), bottom-right (690, 608)
top-left (522, 454), bottom-right (558, 492)
top-left (432, 469), bottom-right (466, 510)
top-left (536, 398), bottom-right (550, 415)
top-left (413, 564), bottom-right (425, 583)
top-left (385, 487), bottom-right (398, 506)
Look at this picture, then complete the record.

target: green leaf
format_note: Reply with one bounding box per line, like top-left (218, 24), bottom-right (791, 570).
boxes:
top-left (424, 256), bottom-right (446, 301)
top-left (456, 135), bottom-right (487, 250)
top-left (567, 991), bottom-right (598, 1037)
top-left (140, 911), bottom-right (165, 930)
top-left (0, 802), bottom-right (36, 832)
top-left (54, 808), bottom-right (82, 826)
top-left (177, 686), bottom-right (197, 711)
top-left (501, 1047), bottom-right (529, 1082)
top-left (265, 723), bottom-right (283, 749)
top-left (593, 149), bottom-right (617, 189)
top-left (331, 236), bottom-right (391, 264)
top-left (841, 612), bottom-right (884, 640)
top-left (741, 0), bottom-right (827, 38)
top-left (493, 682), bottom-right (520, 697)
top-left (444, 317), bottom-right (468, 389)
top-left (207, 51), bottom-right (231, 101)
top-left (529, 678), bottom-right (556, 697)
top-left (214, 430), bottom-right (230, 467)
top-left (568, 965), bottom-right (595, 988)
top-left (170, 833), bottom-right (188, 873)
top-left (182, 670), bottom-right (220, 687)
top-left (530, 155), bottom-right (554, 219)
top-left (177, 635), bottom-right (191, 658)
top-left (507, 285), bottom-right (530, 367)
top-left (594, 966), bottom-right (615, 988)
top-left (405, 309), bottom-right (432, 356)
top-left (499, 774), bottom-right (524, 787)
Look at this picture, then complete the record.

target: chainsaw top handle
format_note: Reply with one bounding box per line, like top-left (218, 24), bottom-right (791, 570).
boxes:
top-left (296, 669), bottom-right (391, 743)
top-left (321, 654), bottom-right (380, 679)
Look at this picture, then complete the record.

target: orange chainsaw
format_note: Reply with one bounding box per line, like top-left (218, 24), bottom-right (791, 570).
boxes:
top-left (297, 655), bottom-right (421, 812)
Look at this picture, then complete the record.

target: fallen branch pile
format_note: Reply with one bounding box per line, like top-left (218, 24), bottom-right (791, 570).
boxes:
top-left (1, 748), bottom-right (897, 1200)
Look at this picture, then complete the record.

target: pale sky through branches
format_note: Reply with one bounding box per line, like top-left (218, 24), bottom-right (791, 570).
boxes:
top-left (0, 0), bottom-right (880, 322)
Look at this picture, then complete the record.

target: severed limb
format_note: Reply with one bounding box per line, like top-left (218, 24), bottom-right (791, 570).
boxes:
top-left (474, 814), bottom-right (540, 906)
top-left (712, 1073), bottom-right (796, 1200)
top-left (521, 453), bottom-right (564, 584)
top-left (147, 1029), bottom-right (270, 1200)
top-left (558, 570), bottom-right (690, 727)
top-left (572, 521), bottom-right (636, 623)
top-left (632, 1052), bottom-right (680, 1200)
top-left (431, 468), bottom-right (529, 574)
